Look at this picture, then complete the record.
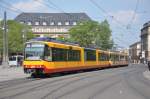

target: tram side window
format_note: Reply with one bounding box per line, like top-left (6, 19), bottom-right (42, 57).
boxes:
top-left (68, 50), bottom-right (80, 61)
top-left (52, 48), bottom-right (67, 61)
top-left (116, 55), bottom-right (120, 61)
top-left (110, 54), bottom-right (114, 61)
top-left (125, 56), bottom-right (128, 61)
top-left (114, 55), bottom-right (119, 61)
top-left (120, 55), bottom-right (125, 61)
top-left (99, 53), bottom-right (109, 61)
top-left (44, 45), bottom-right (52, 61)
top-left (84, 49), bottom-right (96, 61)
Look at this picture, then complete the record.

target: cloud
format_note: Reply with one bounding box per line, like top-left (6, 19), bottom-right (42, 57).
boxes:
top-left (11, 0), bottom-right (52, 12)
top-left (109, 10), bottom-right (139, 25)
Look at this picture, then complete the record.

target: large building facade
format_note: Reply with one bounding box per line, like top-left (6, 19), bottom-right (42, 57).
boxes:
top-left (141, 21), bottom-right (150, 62)
top-left (129, 41), bottom-right (141, 63)
top-left (15, 13), bottom-right (91, 38)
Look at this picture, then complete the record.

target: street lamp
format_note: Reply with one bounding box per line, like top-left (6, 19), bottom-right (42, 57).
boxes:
top-left (0, 11), bottom-right (9, 67)
top-left (0, 23), bottom-right (9, 67)
top-left (22, 28), bottom-right (27, 45)
top-left (22, 28), bottom-right (27, 61)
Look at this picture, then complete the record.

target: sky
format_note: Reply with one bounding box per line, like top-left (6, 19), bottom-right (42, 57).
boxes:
top-left (0, 0), bottom-right (149, 48)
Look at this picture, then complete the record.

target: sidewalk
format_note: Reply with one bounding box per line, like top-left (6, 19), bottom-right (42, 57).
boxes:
top-left (0, 66), bottom-right (30, 82)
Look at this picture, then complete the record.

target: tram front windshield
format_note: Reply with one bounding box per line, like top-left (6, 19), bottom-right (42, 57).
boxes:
top-left (25, 43), bottom-right (45, 60)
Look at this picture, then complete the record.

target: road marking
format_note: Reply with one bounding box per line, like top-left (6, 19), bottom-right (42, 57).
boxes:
top-left (143, 71), bottom-right (150, 80)
top-left (119, 90), bottom-right (122, 94)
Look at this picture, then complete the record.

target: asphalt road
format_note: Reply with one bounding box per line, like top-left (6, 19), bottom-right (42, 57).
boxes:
top-left (0, 64), bottom-right (150, 99)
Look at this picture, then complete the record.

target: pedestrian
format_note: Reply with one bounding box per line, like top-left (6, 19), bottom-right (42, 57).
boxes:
top-left (148, 60), bottom-right (150, 71)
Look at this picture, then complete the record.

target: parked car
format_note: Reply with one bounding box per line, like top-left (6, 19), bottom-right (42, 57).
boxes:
top-left (9, 55), bottom-right (23, 67)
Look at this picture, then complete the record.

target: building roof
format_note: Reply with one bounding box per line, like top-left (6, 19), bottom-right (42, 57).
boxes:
top-left (143, 21), bottom-right (150, 27)
top-left (141, 21), bottom-right (150, 31)
top-left (129, 41), bottom-right (141, 48)
top-left (15, 12), bottom-right (91, 26)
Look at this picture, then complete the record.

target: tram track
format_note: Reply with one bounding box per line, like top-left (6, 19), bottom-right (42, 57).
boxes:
top-left (53, 75), bottom-right (121, 99)
top-left (0, 66), bottom-right (136, 99)
top-left (0, 66), bottom-right (128, 92)
top-left (122, 69), bottom-right (150, 99)
top-left (0, 70), bottom-right (94, 92)
top-left (40, 74), bottom-right (95, 99)
top-left (0, 70), bottom-right (103, 99)
top-left (0, 77), bottom-right (37, 90)
top-left (41, 68), bottom-right (136, 99)
top-left (87, 70), bottom-right (138, 99)
top-left (88, 80), bottom-right (121, 99)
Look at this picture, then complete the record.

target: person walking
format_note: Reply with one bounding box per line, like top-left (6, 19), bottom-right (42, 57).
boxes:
top-left (148, 60), bottom-right (150, 71)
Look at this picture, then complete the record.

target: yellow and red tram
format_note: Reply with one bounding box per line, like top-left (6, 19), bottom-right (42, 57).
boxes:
top-left (23, 37), bottom-right (128, 76)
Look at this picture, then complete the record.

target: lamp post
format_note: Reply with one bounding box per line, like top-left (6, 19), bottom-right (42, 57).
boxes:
top-left (22, 28), bottom-right (27, 60)
top-left (22, 29), bottom-right (27, 45)
top-left (2, 11), bottom-right (8, 67)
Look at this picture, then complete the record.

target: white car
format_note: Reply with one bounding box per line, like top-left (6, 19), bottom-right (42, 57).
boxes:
top-left (9, 55), bottom-right (23, 66)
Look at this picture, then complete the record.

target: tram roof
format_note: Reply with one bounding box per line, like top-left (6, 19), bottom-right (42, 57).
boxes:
top-left (29, 37), bottom-right (79, 46)
top-left (28, 37), bottom-right (128, 55)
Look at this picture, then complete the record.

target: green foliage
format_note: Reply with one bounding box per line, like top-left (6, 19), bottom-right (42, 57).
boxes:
top-left (56, 36), bottom-right (70, 42)
top-left (69, 20), bottom-right (113, 50)
top-left (0, 20), bottom-right (35, 54)
top-left (95, 20), bottom-right (113, 50)
top-left (69, 20), bottom-right (98, 47)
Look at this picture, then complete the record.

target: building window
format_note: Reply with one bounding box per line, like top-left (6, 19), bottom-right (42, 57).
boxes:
top-left (47, 29), bottom-right (51, 32)
top-left (35, 22), bottom-right (39, 25)
top-left (20, 21), bottom-right (24, 24)
top-left (58, 22), bottom-right (62, 25)
top-left (43, 22), bottom-right (47, 25)
top-left (65, 22), bottom-right (69, 25)
top-left (27, 21), bottom-right (32, 25)
top-left (41, 28), bottom-right (44, 32)
top-left (50, 22), bottom-right (54, 25)
top-left (39, 28), bottom-right (42, 32)
top-left (73, 22), bottom-right (77, 25)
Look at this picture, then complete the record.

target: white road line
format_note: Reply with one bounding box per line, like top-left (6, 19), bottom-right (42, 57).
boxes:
top-left (119, 90), bottom-right (123, 94)
top-left (143, 71), bottom-right (150, 80)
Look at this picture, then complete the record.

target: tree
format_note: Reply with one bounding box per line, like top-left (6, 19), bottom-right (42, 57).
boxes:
top-left (56, 36), bottom-right (70, 42)
top-left (95, 20), bottom-right (113, 50)
top-left (69, 20), bottom-right (113, 49)
top-left (69, 20), bottom-right (99, 47)
top-left (0, 20), bottom-right (35, 55)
